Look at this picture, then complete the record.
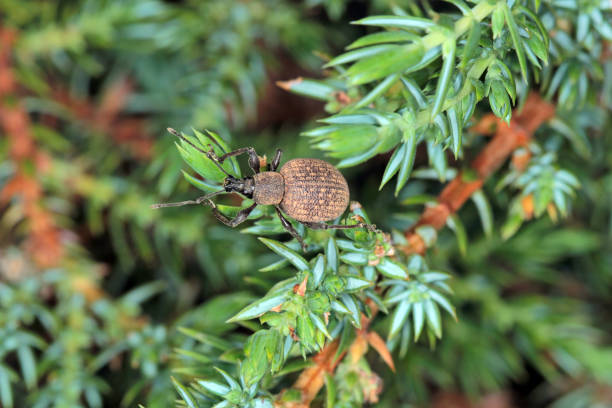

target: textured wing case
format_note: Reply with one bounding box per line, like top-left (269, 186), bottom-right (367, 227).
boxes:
top-left (279, 158), bottom-right (349, 222)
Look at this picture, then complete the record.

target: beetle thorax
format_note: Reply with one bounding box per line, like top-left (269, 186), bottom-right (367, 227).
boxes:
top-left (252, 171), bottom-right (285, 205)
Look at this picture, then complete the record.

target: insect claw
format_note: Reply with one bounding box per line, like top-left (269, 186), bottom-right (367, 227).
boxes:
top-left (200, 198), bottom-right (215, 208)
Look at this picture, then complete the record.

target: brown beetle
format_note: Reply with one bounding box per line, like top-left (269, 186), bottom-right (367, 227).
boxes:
top-left (152, 128), bottom-right (376, 250)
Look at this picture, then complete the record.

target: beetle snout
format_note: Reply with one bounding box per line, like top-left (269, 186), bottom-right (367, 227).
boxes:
top-left (223, 176), bottom-right (237, 191)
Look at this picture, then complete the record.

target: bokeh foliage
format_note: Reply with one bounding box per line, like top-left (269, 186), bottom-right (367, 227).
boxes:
top-left (0, 0), bottom-right (611, 407)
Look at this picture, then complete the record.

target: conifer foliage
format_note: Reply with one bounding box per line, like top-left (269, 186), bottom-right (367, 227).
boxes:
top-left (0, 0), bottom-right (611, 407)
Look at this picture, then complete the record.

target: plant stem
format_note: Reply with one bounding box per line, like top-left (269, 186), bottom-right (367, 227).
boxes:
top-left (403, 92), bottom-right (556, 253)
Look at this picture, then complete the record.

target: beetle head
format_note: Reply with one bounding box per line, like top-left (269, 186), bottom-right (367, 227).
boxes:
top-left (224, 175), bottom-right (254, 198)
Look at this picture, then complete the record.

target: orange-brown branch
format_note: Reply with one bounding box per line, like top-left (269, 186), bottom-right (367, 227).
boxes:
top-left (403, 92), bottom-right (555, 254)
top-left (288, 339), bottom-right (342, 407)
top-left (280, 305), bottom-right (380, 407)
top-left (0, 28), bottom-right (64, 267)
top-left (51, 78), bottom-right (152, 159)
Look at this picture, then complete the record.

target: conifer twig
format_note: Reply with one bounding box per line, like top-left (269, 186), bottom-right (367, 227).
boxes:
top-left (280, 92), bottom-right (555, 407)
top-left (278, 304), bottom-right (379, 407)
top-left (402, 92), bottom-right (556, 254)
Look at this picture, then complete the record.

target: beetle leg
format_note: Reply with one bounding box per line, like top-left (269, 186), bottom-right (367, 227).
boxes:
top-left (301, 221), bottom-right (378, 233)
top-left (202, 129), bottom-right (228, 154)
top-left (212, 147), bottom-right (261, 174)
top-left (206, 200), bottom-right (258, 227)
top-left (151, 190), bottom-right (226, 209)
top-left (275, 206), bottom-right (307, 251)
top-left (270, 149), bottom-right (283, 171)
top-left (168, 127), bottom-right (233, 176)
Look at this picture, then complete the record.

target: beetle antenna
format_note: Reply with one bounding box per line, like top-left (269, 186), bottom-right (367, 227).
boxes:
top-left (202, 129), bottom-right (228, 155)
top-left (167, 127), bottom-right (233, 177)
top-left (205, 152), bottom-right (233, 177)
top-left (150, 190), bottom-right (225, 209)
top-left (167, 127), bottom-right (207, 155)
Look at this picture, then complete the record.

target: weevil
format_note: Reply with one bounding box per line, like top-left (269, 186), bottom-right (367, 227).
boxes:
top-left (152, 128), bottom-right (376, 251)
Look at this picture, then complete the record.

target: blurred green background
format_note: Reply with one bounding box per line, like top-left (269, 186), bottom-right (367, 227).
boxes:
top-left (1, 0), bottom-right (611, 407)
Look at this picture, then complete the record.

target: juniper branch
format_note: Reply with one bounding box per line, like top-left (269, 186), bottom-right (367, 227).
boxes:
top-left (277, 93), bottom-right (555, 407)
top-left (402, 92), bottom-right (556, 254)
